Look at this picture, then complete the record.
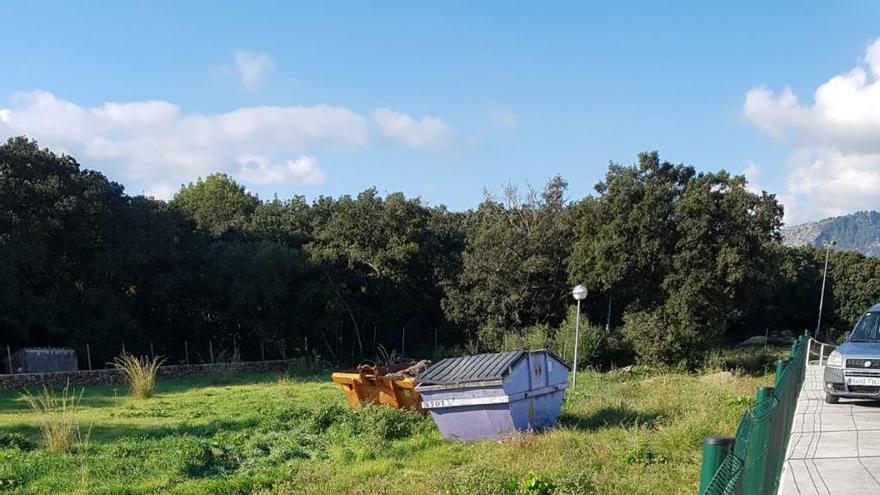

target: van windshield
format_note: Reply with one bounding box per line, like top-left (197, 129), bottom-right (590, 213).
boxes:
top-left (850, 312), bottom-right (880, 342)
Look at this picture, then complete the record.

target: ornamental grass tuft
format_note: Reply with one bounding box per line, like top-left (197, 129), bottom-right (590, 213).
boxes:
top-left (111, 353), bottom-right (166, 399)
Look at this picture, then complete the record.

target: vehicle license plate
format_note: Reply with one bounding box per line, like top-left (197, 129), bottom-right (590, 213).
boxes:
top-left (848, 377), bottom-right (880, 386)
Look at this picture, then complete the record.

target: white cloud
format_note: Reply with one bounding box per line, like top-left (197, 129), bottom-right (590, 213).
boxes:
top-left (0, 91), bottom-right (459, 198)
top-left (0, 90), bottom-right (362, 195)
top-left (237, 155), bottom-right (325, 186)
top-left (744, 38), bottom-right (880, 223)
top-left (783, 148), bottom-right (880, 223)
top-left (144, 182), bottom-right (178, 200)
top-left (234, 50), bottom-right (274, 91)
top-left (372, 108), bottom-right (457, 150)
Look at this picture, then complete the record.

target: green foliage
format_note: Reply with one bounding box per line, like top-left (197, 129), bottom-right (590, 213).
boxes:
top-left (569, 153), bottom-right (688, 313)
top-left (571, 153), bottom-right (783, 364)
top-left (552, 307), bottom-right (607, 367)
top-left (499, 307), bottom-right (612, 369)
top-left (352, 404), bottom-right (427, 441)
top-left (171, 173), bottom-right (260, 237)
top-left (5, 136), bottom-right (880, 370)
top-left (827, 248), bottom-right (880, 330)
top-left (621, 442), bottom-right (668, 466)
top-left (160, 434), bottom-right (241, 477)
top-left (500, 324), bottom-right (554, 353)
top-left (444, 177), bottom-right (572, 347)
top-left (0, 432), bottom-right (34, 450)
top-left (622, 305), bottom-right (711, 366)
top-left (510, 472), bottom-right (555, 495)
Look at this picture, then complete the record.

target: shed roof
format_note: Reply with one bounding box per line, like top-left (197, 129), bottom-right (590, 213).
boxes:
top-left (16, 348), bottom-right (76, 354)
top-left (416, 350), bottom-right (526, 386)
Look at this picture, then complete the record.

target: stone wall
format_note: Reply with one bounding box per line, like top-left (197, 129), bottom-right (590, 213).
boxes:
top-left (0, 359), bottom-right (295, 390)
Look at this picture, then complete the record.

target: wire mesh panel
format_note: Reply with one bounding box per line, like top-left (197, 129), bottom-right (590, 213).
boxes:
top-left (701, 334), bottom-right (808, 495)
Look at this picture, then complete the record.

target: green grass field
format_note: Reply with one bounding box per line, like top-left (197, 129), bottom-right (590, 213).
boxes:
top-left (0, 360), bottom-right (775, 495)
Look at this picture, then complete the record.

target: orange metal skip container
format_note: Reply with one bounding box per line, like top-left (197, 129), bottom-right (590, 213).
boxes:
top-left (331, 364), bottom-right (422, 411)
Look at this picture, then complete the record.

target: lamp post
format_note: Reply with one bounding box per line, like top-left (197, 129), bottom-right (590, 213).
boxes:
top-left (816, 240), bottom-right (836, 339)
top-left (571, 285), bottom-right (588, 388)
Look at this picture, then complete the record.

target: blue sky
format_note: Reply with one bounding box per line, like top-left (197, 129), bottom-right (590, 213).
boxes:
top-left (4, 1), bottom-right (880, 223)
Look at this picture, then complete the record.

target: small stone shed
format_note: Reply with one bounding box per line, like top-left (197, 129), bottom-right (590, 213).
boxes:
top-left (4, 348), bottom-right (79, 374)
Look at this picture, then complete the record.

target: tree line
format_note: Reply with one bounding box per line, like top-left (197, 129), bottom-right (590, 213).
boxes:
top-left (1, 137), bottom-right (877, 368)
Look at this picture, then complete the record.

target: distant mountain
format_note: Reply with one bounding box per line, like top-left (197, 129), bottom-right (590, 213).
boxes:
top-left (782, 211), bottom-right (880, 256)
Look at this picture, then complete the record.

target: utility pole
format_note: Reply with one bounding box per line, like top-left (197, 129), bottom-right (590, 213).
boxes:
top-left (816, 240), bottom-right (836, 339)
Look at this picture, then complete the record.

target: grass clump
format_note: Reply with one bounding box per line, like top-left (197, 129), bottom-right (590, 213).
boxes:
top-left (111, 353), bottom-right (166, 398)
top-left (21, 384), bottom-right (83, 453)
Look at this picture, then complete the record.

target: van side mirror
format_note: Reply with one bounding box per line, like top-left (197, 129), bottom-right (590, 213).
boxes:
top-left (844, 331), bottom-right (852, 342)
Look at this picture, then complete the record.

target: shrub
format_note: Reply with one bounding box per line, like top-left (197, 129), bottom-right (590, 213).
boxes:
top-left (111, 353), bottom-right (167, 399)
top-left (304, 403), bottom-right (351, 434)
top-left (355, 404), bottom-right (426, 441)
top-left (21, 385), bottom-right (82, 453)
top-left (476, 322), bottom-right (506, 352)
top-left (621, 305), bottom-right (719, 366)
top-left (0, 432), bottom-right (35, 450)
top-left (552, 307), bottom-right (606, 368)
top-left (500, 324), bottom-right (553, 353)
top-left (498, 308), bottom-right (608, 369)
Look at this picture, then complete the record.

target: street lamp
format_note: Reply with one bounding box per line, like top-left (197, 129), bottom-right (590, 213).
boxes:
top-left (571, 285), bottom-right (588, 388)
top-left (816, 240), bottom-right (836, 339)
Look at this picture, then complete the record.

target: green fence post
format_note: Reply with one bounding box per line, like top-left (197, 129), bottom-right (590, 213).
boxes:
top-left (699, 436), bottom-right (735, 493)
top-left (756, 387), bottom-right (774, 399)
top-left (775, 360), bottom-right (789, 387)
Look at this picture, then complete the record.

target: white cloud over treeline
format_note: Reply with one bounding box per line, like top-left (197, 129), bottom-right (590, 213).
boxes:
top-left (745, 38), bottom-right (880, 223)
top-left (0, 91), bottom-right (459, 198)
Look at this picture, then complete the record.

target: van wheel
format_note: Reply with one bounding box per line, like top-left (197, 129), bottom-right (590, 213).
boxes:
top-left (825, 392), bottom-right (840, 404)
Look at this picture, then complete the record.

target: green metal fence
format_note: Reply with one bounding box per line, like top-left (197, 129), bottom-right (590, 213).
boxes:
top-left (698, 332), bottom-right (808, 495)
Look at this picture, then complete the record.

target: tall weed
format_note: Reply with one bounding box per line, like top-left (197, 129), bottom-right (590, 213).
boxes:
top-left (111, 353), bottom-right (166, 398)
top-left (21, 384), bottom-right (83, 453)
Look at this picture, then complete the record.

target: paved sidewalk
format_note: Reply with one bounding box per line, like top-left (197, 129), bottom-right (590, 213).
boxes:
top-left (779, 364), bottom-right (880, 494)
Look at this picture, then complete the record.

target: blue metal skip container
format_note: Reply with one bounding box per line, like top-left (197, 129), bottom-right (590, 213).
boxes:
top-left (415, 350), bottom-right (569, 441)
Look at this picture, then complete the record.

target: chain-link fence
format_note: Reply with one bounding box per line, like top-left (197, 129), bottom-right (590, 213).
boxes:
top-left (699, 332), bottom-right (808, 495)
top-left (1, 337), bottom-right (298, 374)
